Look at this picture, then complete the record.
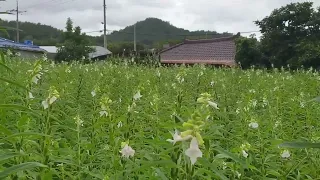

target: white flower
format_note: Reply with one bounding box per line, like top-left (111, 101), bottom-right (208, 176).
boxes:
top-left (208, 101), bottom-right (219, 109)
top-left (242, 150), bottom-right (248, 158)
top-left (222, 162), bottom-right (227, 170)
top-left (49, 96), bottom-right (57, 104)
top-left (133, 91), bottom-right (142, 101)
top-left (178, 77), bottom-right (184, 83)
top-left (91, 90), bottom-right (96, 97)
top-left (6, 49), bottom-right (12, 56)
top-left (120, 144), bottom-right (135, 158)
top-left (42, 96), bottom-right (58, 110)
top-left (249, 122), bottom-right (259, 129)
top-left (117, 121), bottom-right (123, 128)
top-left (198, 71), bottom-right (204, 77)
top-left (156, 70), bottom-right (161, 77)
top-left (262, 97), bottom-right (268, 107)
top-left (210, 81), bottom-right (215, 87)
top-left (99, 110), bottom-right (108, 117)
top-left (166, 130), bottom-right (192, 145)
top-left (251, 99), bottom-right (257, 107)
top-left (65, 68), bottom-right (71, 73)
top-left (74, 116), bottom-right (84, 127)
top-left (185, 137), bottom-right (202, 165)
top-left (281, 150), bottom-right (290, 158)
top-left (42, 54), bottom-right (48, 61)
top-left (32, 74), bottom-right (41, 84)
top-left (236, 171), bottom-right (241, 178)
top-left (28, 92), bottom-right (34, 99)
top-left (42, 100), bottom-right (49, 109)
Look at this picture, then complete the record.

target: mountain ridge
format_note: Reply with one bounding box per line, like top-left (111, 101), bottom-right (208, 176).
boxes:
top-left (0, 17), bottom-right (232, 47)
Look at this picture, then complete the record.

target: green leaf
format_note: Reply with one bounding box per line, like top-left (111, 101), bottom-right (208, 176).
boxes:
top-left (2, 132), bottom-right (51, 141)
top-left (0, 104), bottom-right (40, 117)
top-left (279, 142), bottom-right (320, 149)
top-left (173, 114), bottom-right (185, 123)
top-left (214, 147), bottom-right (247, 168)
top-left (41, 170), bottom-right (53, 180)
top-left (0, 52), bottom-right (5, 63)
top-left (143, 160), bottom-right (177, 168)
top-left (310, 96), bottom-right (320, 102)
top-left (0, 77), bottom-right (27, 90)
top-left (0, 162), bottom-right (47, 178)
top-left (154, 168), bottom-right (169, 180)
top-left (0, 125), bottom-right (13, 136)
top-left (198, 158), bottom-right (229, 180)
top-left (0, 63), bottom-right (14, 74)
top-left (0, 152), bottom-right (22, 162)
top-left (82, 169), bottom-right (104, 179)
top-left (266, 169), bottom-right (281, 177)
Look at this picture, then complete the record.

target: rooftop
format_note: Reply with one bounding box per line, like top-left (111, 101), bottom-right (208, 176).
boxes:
top-left (160, 33), bottom-right (240, 66)
top-left (40, 46), bottom-right (112, 59)
top-left (0, 37), bottom-right (46, 52)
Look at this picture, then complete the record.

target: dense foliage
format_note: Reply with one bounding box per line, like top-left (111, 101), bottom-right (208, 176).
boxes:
top-left (235, 35), bottom-right (264, 69)
top-left (55, 18), bottom-right (95, 62)
top-left (108, 18), bottom-right (231, 46)
top-left (1, 54), bottom-right (320, 179)
top-left (0, 20), bottom-right (62, 45)
top-left (108, 42), bottom-right (145, 56)
top-left (237, 2), bottom-right (320, 69)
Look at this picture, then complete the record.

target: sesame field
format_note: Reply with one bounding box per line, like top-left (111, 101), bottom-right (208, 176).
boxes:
top-left (1, 57), bottom-right (320, 179)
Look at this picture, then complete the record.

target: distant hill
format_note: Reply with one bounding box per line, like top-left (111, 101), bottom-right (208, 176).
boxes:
top-left (107, 18), bottom-right (232, 46)
top-left (0, 17), bottom-right (232, 47)
top-left (0, 20), bottom-right (63, 45)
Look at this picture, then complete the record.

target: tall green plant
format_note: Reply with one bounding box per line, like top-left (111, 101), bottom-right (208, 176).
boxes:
top-left (55, 18), bottom-right (95, 62)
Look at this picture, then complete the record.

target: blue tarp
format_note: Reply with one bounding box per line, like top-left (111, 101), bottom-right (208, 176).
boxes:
top-left (0, 37), bottom-right (46, 52)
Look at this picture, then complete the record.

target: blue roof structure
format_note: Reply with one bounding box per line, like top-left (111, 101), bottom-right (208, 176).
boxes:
top-left (0, 37), bottom-right (46, 52)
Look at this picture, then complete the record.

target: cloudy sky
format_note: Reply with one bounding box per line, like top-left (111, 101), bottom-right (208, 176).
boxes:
top-left (0, 0), bottom-right (319, 37)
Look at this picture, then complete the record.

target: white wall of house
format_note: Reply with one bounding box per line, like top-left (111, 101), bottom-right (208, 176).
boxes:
top-left (18, 50), bottom-right (44, 59)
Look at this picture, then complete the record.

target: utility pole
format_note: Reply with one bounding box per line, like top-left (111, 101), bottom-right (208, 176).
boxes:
top-left (103, 0), bottom-right (107, 49)
top-left (134, 23), bottom-right (136, 52)
top-left (7, 0), bottom-right (26, 42)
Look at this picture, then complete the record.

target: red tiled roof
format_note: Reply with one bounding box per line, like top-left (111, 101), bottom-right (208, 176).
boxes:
top-left (160, 33), bottom-right (239, 66)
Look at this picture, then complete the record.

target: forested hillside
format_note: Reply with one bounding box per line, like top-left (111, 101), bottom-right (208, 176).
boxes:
top-left (0, 17), bottom-right (230, 48)
top-left (0, 20), bottom-right (63, 45)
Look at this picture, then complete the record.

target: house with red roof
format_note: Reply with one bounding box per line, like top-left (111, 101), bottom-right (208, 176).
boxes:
top-left (160, 33), bottom-right (240, 67)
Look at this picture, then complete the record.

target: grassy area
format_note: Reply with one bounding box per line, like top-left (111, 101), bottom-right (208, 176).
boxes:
top-left (1, 57), bottom-right (320, 179)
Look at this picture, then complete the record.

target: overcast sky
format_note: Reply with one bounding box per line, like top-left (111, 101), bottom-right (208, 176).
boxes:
top-left (0, 0), bottom-right (319, 37)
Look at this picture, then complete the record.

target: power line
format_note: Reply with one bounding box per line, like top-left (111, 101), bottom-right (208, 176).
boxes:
top-left (103, 0), bottom-right (107, 49)
top-left (22, 0), bottom-right (71, 9)
top-left (83, 30), bottom-right (260, 37)
top-left (6, 0), bottom-right (26, 42)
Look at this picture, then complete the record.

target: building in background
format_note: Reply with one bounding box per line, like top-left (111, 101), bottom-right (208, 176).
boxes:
top-left (160, 33), bottom-right (240, 67)
top-left (0, 37), bottom-right (46, 59)
top-left (40, 46), bottom-right (112, 60)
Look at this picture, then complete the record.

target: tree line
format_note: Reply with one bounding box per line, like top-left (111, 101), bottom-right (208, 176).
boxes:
top-left (236, 2), bottom-right (320, 69)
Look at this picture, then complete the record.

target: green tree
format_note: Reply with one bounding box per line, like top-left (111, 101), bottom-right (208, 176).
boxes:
top-left (255, 2), bottom-right (320, 68)
top-left (55, 18), bottom-right (95, 62)
top-left (108, 42), bottom-right (144, 56)
top-left (235, 35), bottom-right (264, 69)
